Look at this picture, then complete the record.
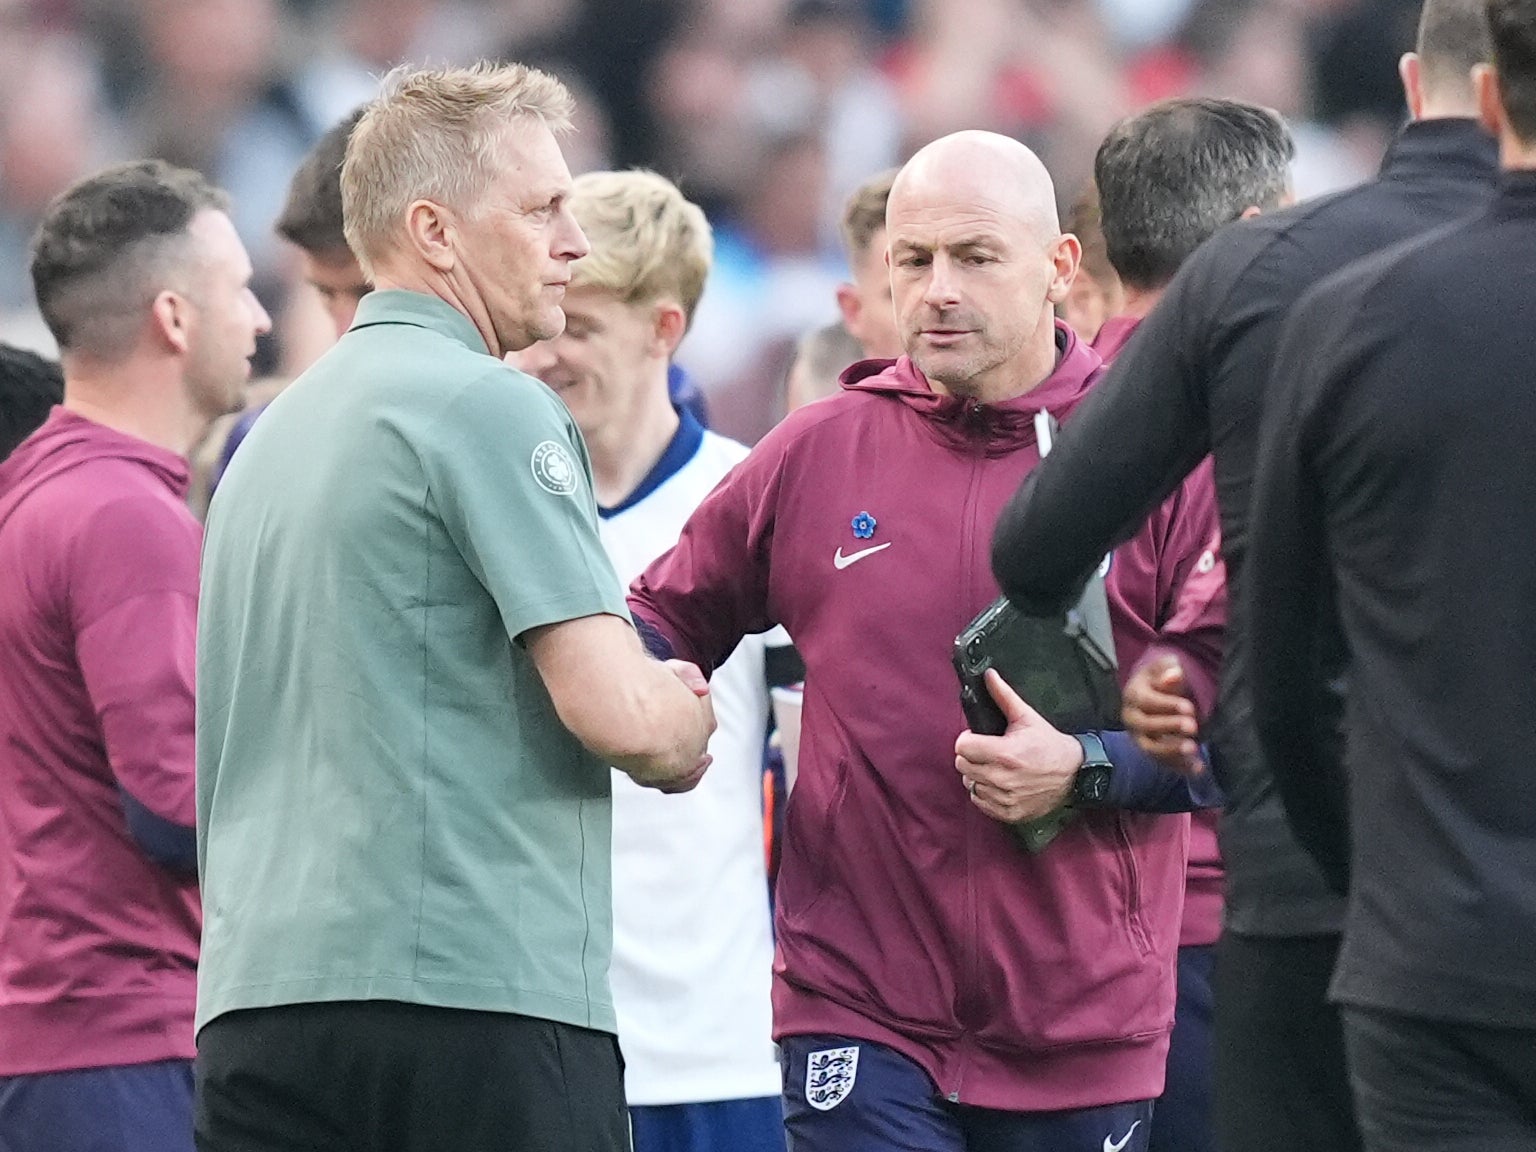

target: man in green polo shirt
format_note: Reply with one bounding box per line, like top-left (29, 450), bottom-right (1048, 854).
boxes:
top-left (194, 63), bottom-right (716, 1152)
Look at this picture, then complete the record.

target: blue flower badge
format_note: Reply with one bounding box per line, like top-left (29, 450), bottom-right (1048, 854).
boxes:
top-left (851, 512), bottom-right (877, 540)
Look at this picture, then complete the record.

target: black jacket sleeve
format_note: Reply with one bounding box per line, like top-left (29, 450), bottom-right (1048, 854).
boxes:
top-left (992, 252), bottom-right (1216, 613)
top-left (1247, 278), bottom-right (1360, 893)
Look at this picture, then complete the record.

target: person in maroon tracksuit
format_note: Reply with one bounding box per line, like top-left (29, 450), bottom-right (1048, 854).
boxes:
top-left (1084, 97), bottom-right (1295, 1152)
top-left (629, 131), bottom-right (1220, 1152)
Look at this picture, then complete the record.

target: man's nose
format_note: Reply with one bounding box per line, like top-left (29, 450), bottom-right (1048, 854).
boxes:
top-left (555, 207), bottom-right (590, 263)
top-left (922, 255), bottom-right (961, 309)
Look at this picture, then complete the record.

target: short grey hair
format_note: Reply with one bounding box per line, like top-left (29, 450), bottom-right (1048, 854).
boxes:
top-left (341, 61), bottom-right (575, 278)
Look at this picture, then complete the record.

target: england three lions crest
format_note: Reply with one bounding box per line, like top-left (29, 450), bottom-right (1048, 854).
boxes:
top-left (806, 1046), bottom-right (859, 1111)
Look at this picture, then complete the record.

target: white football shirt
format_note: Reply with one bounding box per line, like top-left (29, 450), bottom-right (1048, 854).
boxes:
top-left (599, 416), bottom-right (783, 1106)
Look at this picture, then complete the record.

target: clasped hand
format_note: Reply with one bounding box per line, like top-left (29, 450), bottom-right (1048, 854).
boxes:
top-left (1121, 654), bottom-right (1203, 775)
top-left (651, 659), bottom-right (716, 794)
top-left (955, 669), bottom-right (1083, 824)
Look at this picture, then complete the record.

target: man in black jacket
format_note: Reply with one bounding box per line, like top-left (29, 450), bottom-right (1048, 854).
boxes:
top-left (1249, 2), bottom-right (1536, 1146)
top-left (988, 2), bottom-right (1497, 1150)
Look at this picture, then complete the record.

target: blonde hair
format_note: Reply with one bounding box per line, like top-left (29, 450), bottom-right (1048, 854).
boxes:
top-left (566, 170), bottom-right (713, 325)
top-left (341, 61), bottom-right (574, 277)
top-left (839, 168), bottom-right (897, 263)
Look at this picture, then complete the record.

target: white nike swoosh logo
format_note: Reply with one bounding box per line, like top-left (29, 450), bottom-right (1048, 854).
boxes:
top-left (1104, 1120), bottom-right (1142, 1152)
top-left (833, 542), bottom-right (892, 570)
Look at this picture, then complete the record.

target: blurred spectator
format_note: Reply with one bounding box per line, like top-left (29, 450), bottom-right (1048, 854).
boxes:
top-left (0, 0), bottom-right (1436, 440)
top-left (833, 167), bottom-right (902, 359)
top-left (0, 343), bottom-right (63, 459)
top-left (890, 0), bottom-right (1134, 199)
top-left (775, 1), bottom-right (903, 238)
top-left (1059, 186), bottom-right (1123, 342)
top-left (1182, 0), bottom-right (1376, 195)
top-left (294, 0), bottom-right (513, 129)
top-left (785, 319), bottom-right (862, 409)
top-left (677, 133), bottom-right (843, 443)
top-left (0, 28), bottom-right (116, 346)
top-left (125, 0), bottom-right (314, 295)
top-left (537, 0), bottom-right (679, 167)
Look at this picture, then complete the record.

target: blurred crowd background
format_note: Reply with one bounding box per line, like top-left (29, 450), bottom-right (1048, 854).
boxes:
top-left (0, 0), bottom-right (1424, 414)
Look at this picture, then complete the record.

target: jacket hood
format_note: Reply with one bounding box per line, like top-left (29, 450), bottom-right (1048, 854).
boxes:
top-left (0, 408), bottom-right (189, 534)
top-left (838, 322), bottom-right (1102, 454)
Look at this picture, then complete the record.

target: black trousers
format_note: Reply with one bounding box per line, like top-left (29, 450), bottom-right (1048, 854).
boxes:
top-left (1214, 932), bottom-right (1362, 1152)
top-left (195, 1001), bottom-right (629, 1152)
top-left (1343, 1005), bottom-right (1536, 1152)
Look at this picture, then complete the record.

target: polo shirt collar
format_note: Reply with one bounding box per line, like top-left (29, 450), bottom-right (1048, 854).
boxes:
top-left (347, 289), bottom-right (492, 356)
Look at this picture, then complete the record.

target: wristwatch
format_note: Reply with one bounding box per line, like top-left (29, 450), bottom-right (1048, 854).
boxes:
top-left (1069, 732), bottom-right (1114, 807)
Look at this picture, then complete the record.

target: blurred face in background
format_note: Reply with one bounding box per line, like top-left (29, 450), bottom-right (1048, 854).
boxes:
top-left (139, 0), bottom-right (277, 101)
top-left (838, 226), bottom-right (903, 360)
top-left (1060, 264), bottom-right (1122, 344)
top-left (517, 284), bottom-right (679, 444)
top-left (0, 33), bottom-right (103, 220)
top-left (299, 247), bottom-right (370, 338)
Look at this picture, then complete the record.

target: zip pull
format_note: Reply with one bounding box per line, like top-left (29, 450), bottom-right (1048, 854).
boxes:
top-left (959, 397), bottom-right (988, 432)
top-left (1034, 409), bottom-right (1060, 457)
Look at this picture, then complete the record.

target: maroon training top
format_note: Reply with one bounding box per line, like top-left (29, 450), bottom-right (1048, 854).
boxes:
top-left (0, 408), bottom-right (201, 1075)
top-left (631, 324), bottom-right (1220, 1111)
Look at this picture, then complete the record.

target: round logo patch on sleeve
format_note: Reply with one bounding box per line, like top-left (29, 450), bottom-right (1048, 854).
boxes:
top-left (531, 440), bottom-right (580, 496)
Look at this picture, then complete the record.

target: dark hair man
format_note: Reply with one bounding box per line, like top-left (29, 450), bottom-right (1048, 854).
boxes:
top-left (630, 129), bottom-right (1221, 1152)
top-left (0, 343), bottom-right (63, 459)
top-left (274, 106), bottom-right (371, 338)
top-left (990, 2), bottom-right (1496, 1150)
top-left (194, 64), bottom-right (715, 1152)
top-left (1092, 96), bottom-right (1294, 357)
top-left (834, 168), bottom-right (902, 360)
top-left (1087, 95), bottom-right (1293, 1152)
top-left (1249, 2), bottom-right (1536, 1147)
top-left (0, 160), bottom-right (270, 1152)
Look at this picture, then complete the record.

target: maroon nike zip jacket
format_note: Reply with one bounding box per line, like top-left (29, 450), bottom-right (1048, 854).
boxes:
top-left (629, 323), bottom-right (1219, 1111)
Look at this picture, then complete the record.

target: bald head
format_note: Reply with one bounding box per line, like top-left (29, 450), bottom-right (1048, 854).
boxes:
top-left (889, 131), bottom-right (1061, 242)
top-left (885, 131), bottom-right (1080, 403)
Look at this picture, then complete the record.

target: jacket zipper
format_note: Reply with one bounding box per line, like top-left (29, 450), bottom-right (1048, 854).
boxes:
top-left (951, 400), bottom-right (991, 1102)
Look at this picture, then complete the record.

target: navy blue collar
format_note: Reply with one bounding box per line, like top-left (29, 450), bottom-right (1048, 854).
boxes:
top-left (597, 406), bottom-right (705, 519)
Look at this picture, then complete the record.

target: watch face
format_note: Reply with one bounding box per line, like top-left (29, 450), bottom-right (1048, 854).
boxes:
top-left (1078, 765), bottom-right (1112, 804)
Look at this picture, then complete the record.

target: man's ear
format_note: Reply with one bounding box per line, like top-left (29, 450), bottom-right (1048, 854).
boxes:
top-left (405, 199), bottom-right (457, 273)
top-left (1400, 52), bottom-right (1426, 121)
top-left (150, 290), bottom-right (192, 356)
top-left (1046, 233), bottom-right (1083, 307)
top-left (835, 282), bottom-right (863, 340)
top-left (654, 301), bottom-right (689, 359)
top-left (1475, 63), bottom-right (1506, 138)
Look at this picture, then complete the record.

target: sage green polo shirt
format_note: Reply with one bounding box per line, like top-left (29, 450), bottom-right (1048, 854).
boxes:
top-left (196, 291), bottom-right (628, 1034)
